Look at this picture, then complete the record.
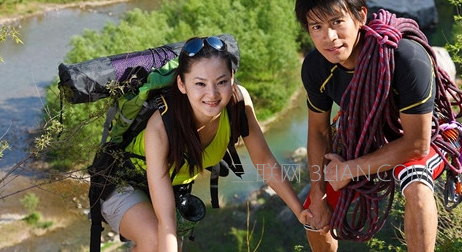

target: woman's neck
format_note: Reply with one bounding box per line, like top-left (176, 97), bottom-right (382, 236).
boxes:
top-left (197, 112), bottom-right (221, 147)
top-left (196, 112), bottom-right (222, 133)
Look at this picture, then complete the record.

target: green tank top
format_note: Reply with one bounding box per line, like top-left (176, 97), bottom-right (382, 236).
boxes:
top-left (125, 108), bottom-right (231, 186)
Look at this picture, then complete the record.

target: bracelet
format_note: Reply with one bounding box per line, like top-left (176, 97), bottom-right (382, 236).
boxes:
top-left (303, 223), bottom-right (322, 232)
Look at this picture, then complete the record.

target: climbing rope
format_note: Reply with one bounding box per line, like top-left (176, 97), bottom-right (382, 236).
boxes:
top-left (330, 9), bottom-right (462, 241)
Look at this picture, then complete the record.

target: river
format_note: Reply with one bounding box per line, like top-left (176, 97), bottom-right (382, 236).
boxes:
top-left (0, 0), bottom-right (456, 250)
top-left (0, 0), bottom-right (162, 170)
top-left (0, 1), bottom-right (308, 250)
top-left (0, 0), bottom-right (309, 200)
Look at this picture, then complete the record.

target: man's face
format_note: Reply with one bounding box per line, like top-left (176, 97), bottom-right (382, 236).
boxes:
top-left (306, 7), bottom-right (366, 69)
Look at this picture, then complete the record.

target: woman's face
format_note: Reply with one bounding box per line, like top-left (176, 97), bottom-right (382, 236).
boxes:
top-left (306, 7), bottom-right (366, 69)
top-left (177, 56), bottom-right (234, 124)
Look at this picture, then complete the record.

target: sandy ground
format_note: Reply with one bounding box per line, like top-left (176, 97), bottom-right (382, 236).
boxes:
top-left (0, 166), bottom-right (93, 251)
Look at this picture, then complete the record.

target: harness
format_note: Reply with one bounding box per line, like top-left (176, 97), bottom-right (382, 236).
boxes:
top-left (330, 9), bottom-right (462, 241)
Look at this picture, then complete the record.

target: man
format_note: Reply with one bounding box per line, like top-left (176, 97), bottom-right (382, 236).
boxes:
top-left (294, 0), bottom-right (447, 251)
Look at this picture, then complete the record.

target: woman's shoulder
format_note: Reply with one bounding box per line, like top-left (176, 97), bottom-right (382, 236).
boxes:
top-left (236, 84), bottom-right (254, 108)
top-left (145, 110), bottom-right (169, 140)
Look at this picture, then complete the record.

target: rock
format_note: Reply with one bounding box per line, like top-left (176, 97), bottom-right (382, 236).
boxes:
top-left (290, 147), bottom-right (307, 163)
top-left (276, 183), bottom-right (311, 224)
top-left (432, 46), bottom-right (457, 82)
top-left (367, 0), bottom-right (438, 31)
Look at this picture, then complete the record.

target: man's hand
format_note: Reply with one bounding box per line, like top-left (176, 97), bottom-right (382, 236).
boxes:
top-left (324, 153), bottom-right (352, 191)
top-left (306, 196), bottom-right (332, 233)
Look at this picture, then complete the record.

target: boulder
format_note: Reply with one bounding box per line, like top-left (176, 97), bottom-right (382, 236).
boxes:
top-left (367, 0), bottom-right (438, 31)
top-left (432, 46), bottom-right (457, 82)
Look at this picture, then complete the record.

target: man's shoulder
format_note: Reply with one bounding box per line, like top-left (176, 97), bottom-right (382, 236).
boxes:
top-left (303, 49), bottom-right (326, 65)
top-left (395, 38), bottom-right (430, 63)
top-left (302, 49), bottom-right (333, 73)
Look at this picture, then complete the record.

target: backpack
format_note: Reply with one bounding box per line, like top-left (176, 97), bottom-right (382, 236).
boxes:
top-left (57, 34), bottom-right (249, 252)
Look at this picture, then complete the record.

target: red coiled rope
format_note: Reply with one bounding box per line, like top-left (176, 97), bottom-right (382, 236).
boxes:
top-left (330, 9), bottom-right (462, 241)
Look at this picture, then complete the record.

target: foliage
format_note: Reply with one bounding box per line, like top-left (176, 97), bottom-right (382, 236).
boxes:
top-left (0, 133), bottom-right (10, 159)
top-left (435, 194), bottom-right (462, 252)
top-left (20, 192), bottom-right (53, 228)
top-left (293, 245), bottom-right (309, 252)
top-left (183, 202), bottom-right (304, 252)
top-left (18, 192), bottom-right (51, 234)
top-left (20, 192), bottom-right (39, 213)
top-left (44, 0), bottom-right (304, 169)
top-left (61, 0), bottom-right (302, 120)
top-left (365, 190), bottom-right (407, 251)
top-left (0, 25), bottom-right (22, 62)
top-left (43, 82), bottom-right (109, 169)
top-left (228, 202), bottom-right (264, 252)
top-left (445, 0), bottom-right (462, 70)
top-left (22, 211), bottom-right (41, 224)
top-left (22, 211), bottom-right (53, 228)
top-left (366, 176), bottom-right (462, 252)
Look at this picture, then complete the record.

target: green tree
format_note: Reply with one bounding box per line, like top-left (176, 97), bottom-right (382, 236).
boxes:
top-left (44, 0), bottom-right (304, 170)
top-left (446, 0), bottom-right (462, 68)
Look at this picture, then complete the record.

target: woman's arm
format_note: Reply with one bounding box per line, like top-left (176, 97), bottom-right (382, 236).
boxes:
top-left (144, 110), bottom-right (178, 252)
top-left (238, 85), bottom-right (308, 224)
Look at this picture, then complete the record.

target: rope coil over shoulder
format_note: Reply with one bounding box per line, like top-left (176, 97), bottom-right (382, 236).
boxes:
top-left (330, 9), bottom-right (462, 241)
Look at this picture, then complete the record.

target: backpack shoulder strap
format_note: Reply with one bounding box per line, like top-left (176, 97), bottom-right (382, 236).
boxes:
top-left (224, 83), bottom-right (248, 177)
top-left (210, 83), bottom-right (249, 208)
top-left (89, 171), bottom-right (105, 252)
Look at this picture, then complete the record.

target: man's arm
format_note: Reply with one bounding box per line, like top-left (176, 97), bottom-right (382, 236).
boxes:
top-left (325, 111), bottom-right (433, 190)
top-left (306, 109), bottom-right (333, 229)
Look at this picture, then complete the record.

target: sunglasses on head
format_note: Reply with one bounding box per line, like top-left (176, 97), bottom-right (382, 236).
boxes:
top-left (182, 36), bottom-right (227, 57)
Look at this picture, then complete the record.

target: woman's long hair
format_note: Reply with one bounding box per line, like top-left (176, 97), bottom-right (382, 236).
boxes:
top-left (166, 38), bottom-right (241, 176)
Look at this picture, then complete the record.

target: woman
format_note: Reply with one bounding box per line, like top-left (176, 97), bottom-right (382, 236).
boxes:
top-left (100, 36), bottom-right (308, 251)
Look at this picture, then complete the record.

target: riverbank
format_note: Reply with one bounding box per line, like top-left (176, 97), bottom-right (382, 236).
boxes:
top-left (0, 0), bottom-right (135, 26)
top-left (0, 169), bottom-right (93, 251)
